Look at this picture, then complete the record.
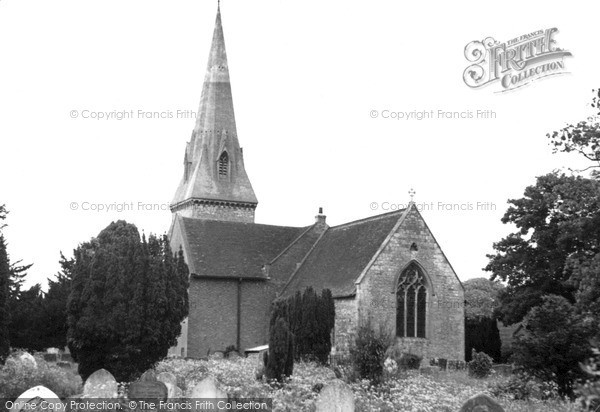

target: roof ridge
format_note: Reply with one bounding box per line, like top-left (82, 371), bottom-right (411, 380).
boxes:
top-left (330, 209), bottom-right (405, 230)
top-left (278, 227), bottom-right (329, 297)
top-left (269, 223), bottom-right (319, 265)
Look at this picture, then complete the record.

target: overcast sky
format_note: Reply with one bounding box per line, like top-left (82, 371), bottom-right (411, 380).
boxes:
top-left (1, 0), bottom-right (597, 289)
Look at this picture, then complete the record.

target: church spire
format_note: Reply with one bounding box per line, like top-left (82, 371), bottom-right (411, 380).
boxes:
top-left (171, 4), bottom-right (258, 222)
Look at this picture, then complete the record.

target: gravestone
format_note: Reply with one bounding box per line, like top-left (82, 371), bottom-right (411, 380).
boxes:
top-left (157, 372), bottom-right (178, 399)
top-left (189, 376), bottom-right (227, 398)
top-left (139, 370), bottom-right (158, 382)
top-left (459, 393), bottom-right (505, 412)
top-left (128, 381), bottom-right (168, 402)
top-left (83, 369), bottom-right (118, 398)
top-left (43, 353), bottom-right (58, 362)
top-left (18, 352), bottom-right (37, 368)
top-left (315, 380), bottom-right (354, 412)
top-left (10, 386), bottom-right (63, 412)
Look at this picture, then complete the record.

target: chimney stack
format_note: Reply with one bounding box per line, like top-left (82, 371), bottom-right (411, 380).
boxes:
top-left (315, 207), bottom-right (326, 225)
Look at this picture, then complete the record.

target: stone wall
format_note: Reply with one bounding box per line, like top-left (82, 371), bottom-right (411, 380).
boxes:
top-left (173, 201), bottom-right (255, 223)
top-left (356, 206), bottom-right (465, 361)
top-left (332, 297), bottom-right (358, 353)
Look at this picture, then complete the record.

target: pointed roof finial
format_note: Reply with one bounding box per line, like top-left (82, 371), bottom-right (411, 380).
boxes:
top-left (409, 188), bottom-right (416, 203)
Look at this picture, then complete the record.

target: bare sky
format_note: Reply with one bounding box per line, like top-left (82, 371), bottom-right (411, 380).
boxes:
top-left (0, 0), bottom-right (597, 289)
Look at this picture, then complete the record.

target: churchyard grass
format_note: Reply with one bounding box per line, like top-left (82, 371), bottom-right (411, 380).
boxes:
top-left (0, 353), bottom-right (582, 411)
top-left (154, 356), bottom-right (582, 412)
top-left (0, 353), bottom-right (82, 399)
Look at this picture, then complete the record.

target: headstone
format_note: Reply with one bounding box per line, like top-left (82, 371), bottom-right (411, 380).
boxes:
top-left (43, 353), bottom-right (58, 362)
top-left (10, 386), bottom-right (63, 412)
top-left (61, 354), bottom-right (74, 362)
top-left (18, 352), bottom-right (37, 368)
top-left (459, 393), bottom-right (505, 412)
top-left (128, 381), bottom-right (168, 402)
top-left (139, 370), bottom-right (158, 382)
top-left (157, 372), bottom-right (178, 399)
top-left (189, 376), bottom-right (227, 398)
top-left (175, 387), bottom-right (183, 398)
top-left (315, 380), bottom-right (354, 412)
top-left (83, 369), bottom-right (118, 398)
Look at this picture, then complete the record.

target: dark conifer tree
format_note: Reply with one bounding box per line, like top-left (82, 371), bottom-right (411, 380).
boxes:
top-left (0, 206), bottom-right (10, 362)
top-left (67, 221), bottom-right (189, 381)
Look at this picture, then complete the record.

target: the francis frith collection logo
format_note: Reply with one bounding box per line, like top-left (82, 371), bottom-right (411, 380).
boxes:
top-left (463, 28), bottom-right (572, 92)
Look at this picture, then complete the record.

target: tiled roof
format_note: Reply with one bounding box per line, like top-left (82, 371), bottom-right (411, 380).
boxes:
top-left (179, 217), bottom-right (306, 279)
top-left (282, 210), bottom-right (404, 297)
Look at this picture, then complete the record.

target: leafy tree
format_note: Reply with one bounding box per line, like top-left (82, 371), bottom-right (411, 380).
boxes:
top-left (485, 172), bottom-right (600, 325)
top-left (464, 278), bottom-right (502, 362)
top-left (513, 295), bottom-right (593, 396)
top-left (0, 205), bottom-right (10, 362)
top-left (548, 89), bottom-right (600, 173)
top-left (67, 220), bottom-right (189, 381)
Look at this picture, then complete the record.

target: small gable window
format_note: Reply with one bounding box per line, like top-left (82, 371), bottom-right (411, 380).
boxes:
top-left (218, 151), bottom-right (229, 179)
top-left (396, 263), bottom-right (427, 338)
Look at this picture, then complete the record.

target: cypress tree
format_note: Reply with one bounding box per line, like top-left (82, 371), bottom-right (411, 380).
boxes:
top-left (267, 287), bottom-right (335, 364)
top-left (0, 227), bottom-right (10, 363)
top-left (67, 221), bottom-right (189, 381)
top-left (265, 316), bottom-right (294, 382)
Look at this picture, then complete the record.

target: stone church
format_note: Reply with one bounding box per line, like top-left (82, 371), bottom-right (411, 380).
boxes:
top-left (168, 6), bottom-right (465, 362)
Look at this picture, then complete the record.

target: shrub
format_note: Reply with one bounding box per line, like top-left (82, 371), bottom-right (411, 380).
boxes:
top-left (349, 321), bottom-right (391, 384)
top-left (576, 345), bottom-right (600, 411)
top-left (264, 317), bottom-right (294, 383)
top-left (468, 349), bottom-right (493, 378)
top-left (512, 295), bottom-right (593, 396)
top-left (271, 288), bottom-right (335, 364)
top-left (0, 351), bottom-right (82, 399)
top-left (224, 345), bottom-right (237, 358)
top-left (490, 370), bottom-right (559, 401)
top-left (399, 353), bottom-right (422, 370)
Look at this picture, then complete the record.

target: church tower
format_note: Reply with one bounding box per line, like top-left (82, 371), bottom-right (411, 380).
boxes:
top-left (171, 4), bottom-right (258, 222)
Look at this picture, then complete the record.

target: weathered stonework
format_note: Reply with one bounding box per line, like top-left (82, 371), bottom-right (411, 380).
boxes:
top-left (354, 206), bottom-right (465, 361)
top-left (332, 298), bottom-right (358, 354)
top-left (171, 200), bottom-right (256, 223)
